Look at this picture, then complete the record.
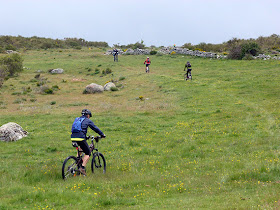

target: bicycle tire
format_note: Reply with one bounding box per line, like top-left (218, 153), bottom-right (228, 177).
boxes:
top-left (188, 73), bottom-right (192, 80)
top-left (91, 152), bottom-right (106, 174)
top-left (62, 156), bottom-right (78, 180)
top-left (184, 73), bottom-right (188, 80)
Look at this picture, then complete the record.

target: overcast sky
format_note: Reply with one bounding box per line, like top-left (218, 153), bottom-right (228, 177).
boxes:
top-left (1, 0), bottom-right (279, 47)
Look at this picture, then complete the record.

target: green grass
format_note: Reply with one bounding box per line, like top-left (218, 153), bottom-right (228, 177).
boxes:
top-left (0, 48), bottom-right (280, 209)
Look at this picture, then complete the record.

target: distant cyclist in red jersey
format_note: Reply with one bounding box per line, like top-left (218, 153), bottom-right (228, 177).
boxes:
top-left (144, 57), bottom-right (151, 73)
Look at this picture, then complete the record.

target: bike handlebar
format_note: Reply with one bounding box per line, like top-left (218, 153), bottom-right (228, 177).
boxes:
top-left (86, 135), bottom-right (105, 142)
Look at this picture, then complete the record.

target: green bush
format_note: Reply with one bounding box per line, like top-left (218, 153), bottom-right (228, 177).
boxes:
top-left (110, 87), bottom-right (118, 91)
top-left (241, 42), bottom-right (260, 57)
top-left (0, 65), bottom-right (8, 88)
top-left (5, 44), bottom-right (16, 51)
top-left (44, 88), bottom-right (53, 94)
top-left (52, 85), bottom-right (59, 90)
top-left (242, 54), bottom-right (254, 60)
top-left (227, 45), bottom-right (242, 60)
top-left (40, 85), bottom-right (53, 94)
top-left (105, 68), bottom-right (112, 74)
top-left (13, 98), bottom-right (22, 104)
top-left (82, 89), bottom-right (89, 94)
top-left (0, 53), bottom-right (23, 76)
top-left (11, 91), bottom-right (22, 95)
top-left (50, 101), bottom-right (56, 105)
top-left (95, 68), bottom-right (100, 74)
top-left (150, 50), bottom-right (157, 55)
top-left (119, 76), bottom-right (126, 81)
top-left (0, 46), bottom-right (5, 53)
top-left (228, 42), bottom-right (260, 60)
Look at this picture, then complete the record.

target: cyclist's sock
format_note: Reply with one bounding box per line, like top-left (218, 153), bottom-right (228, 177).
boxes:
top-left (81, 166), bottom-right (85, 169)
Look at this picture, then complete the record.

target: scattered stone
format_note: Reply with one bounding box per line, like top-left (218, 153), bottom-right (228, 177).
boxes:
top-left (0, 122), bottom-right (28, 142)
top-left (6, 50), bottom-right (18, 54)
top-left (49, 68), bottom-right (64, 74)
top-left (104, 82), bottom-right (116, 91)
top-left (85, 83), bottom-right (104, 93)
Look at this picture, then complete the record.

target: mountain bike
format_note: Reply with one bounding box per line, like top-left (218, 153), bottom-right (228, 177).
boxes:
top-left (62, 135), bottom-right (106, 180)
top-left (146, 65), bottom-right (150, 73)
top-left (114, 54), bottom-right (118, 62)
top-left (184, 70), bottom-right (192, 81)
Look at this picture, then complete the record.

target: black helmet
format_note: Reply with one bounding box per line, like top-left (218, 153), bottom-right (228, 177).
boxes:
top-left (81, 109), bottom-right (92, 117)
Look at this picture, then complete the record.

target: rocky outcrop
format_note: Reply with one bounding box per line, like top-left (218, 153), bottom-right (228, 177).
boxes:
top-left (105, 47), bottom-right (225, 58)
top-left (0, 122), bottom-right (28, 142)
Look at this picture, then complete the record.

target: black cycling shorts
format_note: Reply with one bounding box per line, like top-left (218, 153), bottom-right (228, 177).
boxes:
top-left (73, 140), bottom-right (91, 156)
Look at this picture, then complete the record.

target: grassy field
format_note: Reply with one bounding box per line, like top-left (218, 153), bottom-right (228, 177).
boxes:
top-left (0, 48), bottom-right (280, 209)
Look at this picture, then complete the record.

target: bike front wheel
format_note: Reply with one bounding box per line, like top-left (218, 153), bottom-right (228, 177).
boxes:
top-left (91, 152), bottom-right (106, 174)
top-left (62, 156), bottom-right (78, 180)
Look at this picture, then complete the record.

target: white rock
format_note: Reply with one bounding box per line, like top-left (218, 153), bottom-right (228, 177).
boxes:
top-left (0, 122), bottom-right (28, 142)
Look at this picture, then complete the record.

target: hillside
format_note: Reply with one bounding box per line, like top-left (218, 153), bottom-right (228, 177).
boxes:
top-left (0, 48), bottom-right (280, 209)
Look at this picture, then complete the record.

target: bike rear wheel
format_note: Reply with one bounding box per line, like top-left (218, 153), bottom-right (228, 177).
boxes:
top-left (91, 152), bottom-right (106, 174)
top-left (62, 156), bottom-right (78, 180)
top-left (184, 73), bottom-right (188, 80)
top-left (188, 72), bottom-right (192, 80)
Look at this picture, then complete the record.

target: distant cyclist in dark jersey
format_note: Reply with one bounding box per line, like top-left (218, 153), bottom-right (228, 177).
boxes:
top-left (113, 48), bottom-right (119, 62)
top-left (144, 57), bottom-right (151, 73)
top-left (71, 109), bottom-right (106, 175)
top-left (184, 61), bottom-right (192, 78)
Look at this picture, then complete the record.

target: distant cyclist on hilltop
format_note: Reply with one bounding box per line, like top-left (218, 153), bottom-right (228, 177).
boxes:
top-left (144, 57), bottom-right (151, 73)
top-left (113, 48), bottom-right (119, 62)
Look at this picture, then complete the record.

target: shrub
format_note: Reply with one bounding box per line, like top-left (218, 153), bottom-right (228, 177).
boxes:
top-left (242, 54), bottom-right (254, 60)
top-left (110, 87), bottom-right (118, 91)
top-left (227, 45), bottom-right (242, 60)
top-left (0, 65), bottom-right (8, 88)
top-left (105, 68), bottom-right (112, 74)
top-left (119, 76), bottom-right (126, 81)
top-left (0, 53), bottom-right (23, 76)
top-left (29, 78), bottom-right (38, 83)
top-left (82, 89), bottom-right (89, 94)
top-left (52, 85), bottom-right (59, 90)
top-left (95, 68), bottom-right (100, 74)
top-left (74, 46), bottom-right (82, 50)
top-left (0, 46), bottom-right (5, 53)
top-left (228, 42), bottom-right (260, 60)
top-left (50, 101), bottom-right (56, 105)
top-left (40, 86), bottom-right (53, 94)
top-left (44, 88), bottom-right (53, 94)
top-left (194, 48), bottom-right (203, 51)
top-left (241, 42), bottom-right (260, 57)
top-left (12, 91), bottom-right (22, 95)
top-left (5, 44), bottom-right (16, 51)
top-left (150, 50), bottom-right (157, 55)
top-left (30, 98), bottom-right (37, 102)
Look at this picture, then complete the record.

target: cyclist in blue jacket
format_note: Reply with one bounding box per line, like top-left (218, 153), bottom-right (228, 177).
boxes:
top-left (71, 109), bottom-right (106, 175)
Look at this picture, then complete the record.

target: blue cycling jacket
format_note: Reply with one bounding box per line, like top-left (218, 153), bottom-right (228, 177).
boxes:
top-left (71, 116), bottom-right (104, 141)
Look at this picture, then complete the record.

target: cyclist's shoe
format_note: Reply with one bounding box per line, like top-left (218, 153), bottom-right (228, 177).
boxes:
top-left (79, 167), bottom-right (86, 176)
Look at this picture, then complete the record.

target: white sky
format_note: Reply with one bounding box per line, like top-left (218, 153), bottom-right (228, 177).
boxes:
top-left (1, 0), bottom-right (280, 46)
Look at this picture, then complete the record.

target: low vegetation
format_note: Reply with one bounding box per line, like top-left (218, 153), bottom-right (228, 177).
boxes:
top-left (0, 48), bottom-right (279, 209)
